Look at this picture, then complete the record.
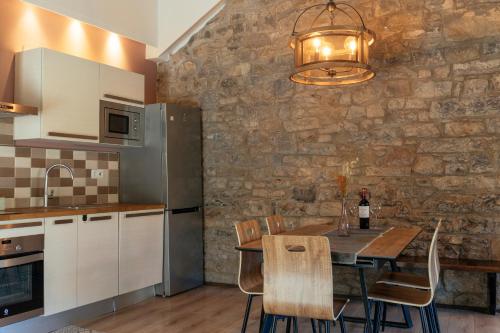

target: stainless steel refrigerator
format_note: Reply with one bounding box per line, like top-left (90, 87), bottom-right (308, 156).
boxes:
top-left (119, 103), bottom-right (203, 296)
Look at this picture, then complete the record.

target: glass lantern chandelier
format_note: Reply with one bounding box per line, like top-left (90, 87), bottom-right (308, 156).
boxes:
top-left (289, 0), bottom-right (376, 86)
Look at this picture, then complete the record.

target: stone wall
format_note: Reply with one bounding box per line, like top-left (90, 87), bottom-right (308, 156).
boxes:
top-left (157, 0), bottom-right (500, 308)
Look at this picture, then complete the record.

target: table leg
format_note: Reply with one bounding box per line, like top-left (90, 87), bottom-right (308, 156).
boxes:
top-left (359, 267), bottom-right (374, 333)
top-left (390, 260), bottom-right (413, 328)
top-left (488, 273), bottom-right (497, 315)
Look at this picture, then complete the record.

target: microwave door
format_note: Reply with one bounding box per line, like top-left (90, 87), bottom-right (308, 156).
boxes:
top-left (105, 110), bottom-right (131, 139)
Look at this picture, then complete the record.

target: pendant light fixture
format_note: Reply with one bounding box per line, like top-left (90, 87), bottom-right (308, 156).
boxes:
top-left (289, 0), bottom-right (376, 86)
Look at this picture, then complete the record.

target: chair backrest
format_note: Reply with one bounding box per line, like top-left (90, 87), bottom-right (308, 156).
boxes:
top-left (266, 215), bottom-right (287, 235)
top-left (428, 220), bottom-right (442, 296)
top-left (262, 235), bottom-right (336, 321)
top-left (235, 220), bottom-right (263, 294)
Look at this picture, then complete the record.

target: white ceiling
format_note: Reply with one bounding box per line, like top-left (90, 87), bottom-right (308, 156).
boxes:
top-left (24, 0), bottom-right (224, 60)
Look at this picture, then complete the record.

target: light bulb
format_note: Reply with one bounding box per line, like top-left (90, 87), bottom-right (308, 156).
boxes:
top-left (313, 38), bottom-right (321, 49)
top-left (344, 37), bottom-right (358, 53)
top-left (322, 46), bottom-right (332, 57)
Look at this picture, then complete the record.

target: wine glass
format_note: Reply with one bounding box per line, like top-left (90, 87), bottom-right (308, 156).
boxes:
top-left (370, 201), bottom-right (382, 226)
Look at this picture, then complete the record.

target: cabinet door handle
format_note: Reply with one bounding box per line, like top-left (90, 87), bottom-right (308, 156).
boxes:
top-left (54, 219), bottom-right (74, 225)
top-left (125, 211), bottom-right (164, 219)
top-left (48, 132), bottom-right (98, 141)
top-left (103, 94), bottom-right (144, 106)
top-left (0, 222), bottom-right (43, 230)
top-left (88, 215), bottom-right (113, 222)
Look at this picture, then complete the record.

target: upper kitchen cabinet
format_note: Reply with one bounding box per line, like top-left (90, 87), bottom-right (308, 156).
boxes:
top-left (100, 64), bottom-right (145, 107)
top-left (14, 48), bottom-right (145, 145)
top-left (14, 48), bottom-right (100, 143)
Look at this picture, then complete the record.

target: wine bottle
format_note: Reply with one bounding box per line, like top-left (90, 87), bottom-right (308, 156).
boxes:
top-left (359, 188), bottom-right (370, 229)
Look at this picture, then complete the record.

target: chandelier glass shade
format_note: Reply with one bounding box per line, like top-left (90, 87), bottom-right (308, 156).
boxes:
top-left (290, 1), bottom-right (376, 86)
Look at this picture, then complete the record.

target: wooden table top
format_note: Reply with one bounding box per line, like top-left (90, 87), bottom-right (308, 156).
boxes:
top-left (236, 224), bottom-right (422, 261)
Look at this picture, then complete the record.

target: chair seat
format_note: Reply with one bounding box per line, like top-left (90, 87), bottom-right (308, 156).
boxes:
top-left (376, 272), bottom-right (430, 290)
top-left (333, 297), bottom-right (349, 320)
top-left (245, 282), bottom-right (263, 295)
top-left (368, 283), bottom-right (432, 307)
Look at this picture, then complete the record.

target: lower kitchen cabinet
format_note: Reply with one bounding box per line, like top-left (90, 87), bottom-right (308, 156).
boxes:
top-left (44, 216), bottom-right (78, 316)
top-left (77, 212), bottom-right (119, 306)
top-left (118, 210), bottom-right (164, 295)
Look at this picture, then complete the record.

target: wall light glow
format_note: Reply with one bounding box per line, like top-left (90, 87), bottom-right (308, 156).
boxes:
top-left (18, 7), bottom-right (45, 51)
top-left (107, 33), bottom-right (121, 55)
top-left (69, 20), bottom-right (84, 38)
top-left (67, 19), bottom-right (86, 53)
top-left (105, 32), bottom-right (126, 67)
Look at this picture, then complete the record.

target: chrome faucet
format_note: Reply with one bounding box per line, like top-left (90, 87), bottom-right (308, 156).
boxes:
top-left (44, 164), bottom-right (74, 208)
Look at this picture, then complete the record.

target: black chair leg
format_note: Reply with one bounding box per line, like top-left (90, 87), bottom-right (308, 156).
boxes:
top-left (310, 319), bottom-right (317, 333)
top-left (373, 301), bottom-right (383, 333)
top-left (271, 316), bottom-right (278, 333)
top-left (325, 320), bottom-right (331, 333)
top-left (292, 317), bottom-right (298, 333)
top-left (419, 307), bottom-right (430, 333)
top-left (318, 320), bottom-right (324, 333)
top-left (241, 295), bottom-right (254, 333)
top-left (425, 306), bottom-right (435, 333)
top-left (285, 317), bottom-right (291, 333)
top-left (339, 314), bottom-right (347, 333)
top-left (431, 301), bottom-right (441, 333)
top-left (259, 305), bottom-right (264, 333)
top-left (381, 303), bottom-right (387, 332)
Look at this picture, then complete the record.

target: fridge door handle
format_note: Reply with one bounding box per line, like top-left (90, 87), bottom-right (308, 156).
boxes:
top-left (171, 207), bottom-right (200, 215)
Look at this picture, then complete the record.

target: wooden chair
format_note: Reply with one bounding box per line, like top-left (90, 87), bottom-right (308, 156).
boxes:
top-left (266, 215), bottom-right (287, 235)
top-left (235, 220), bottom-right (264, 333)
top-left (368, 220), bottom-right (442, 333)
top-left (262, 235), bottom-right (349, 333)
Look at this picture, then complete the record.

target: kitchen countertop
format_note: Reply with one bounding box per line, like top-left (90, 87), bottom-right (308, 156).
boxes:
top-left (0, 203), bottom-right (165, 221)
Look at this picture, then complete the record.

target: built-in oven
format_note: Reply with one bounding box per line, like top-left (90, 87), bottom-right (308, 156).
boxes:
top-left (100, 100), bottom-right (145, 146)
top-left (0, 234), bottom-right (44, 327)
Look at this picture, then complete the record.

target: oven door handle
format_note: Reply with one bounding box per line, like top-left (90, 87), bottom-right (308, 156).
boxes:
top-left (0, 253), bottom-right (43, 269)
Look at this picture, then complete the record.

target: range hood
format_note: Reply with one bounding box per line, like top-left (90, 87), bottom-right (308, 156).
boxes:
top-left (0, 101), bottom-right (38, 118)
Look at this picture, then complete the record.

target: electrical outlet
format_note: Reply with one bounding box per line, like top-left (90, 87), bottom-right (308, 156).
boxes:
top-left (91, 170), bottom-right (104, 179)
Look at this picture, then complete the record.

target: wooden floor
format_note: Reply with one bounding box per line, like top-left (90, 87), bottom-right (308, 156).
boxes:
top-left (83, 285), bottom-right (500, 333)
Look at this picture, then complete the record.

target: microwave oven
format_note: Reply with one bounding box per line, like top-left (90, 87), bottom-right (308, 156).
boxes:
top-left (100, 100), bottom-right (145, 146)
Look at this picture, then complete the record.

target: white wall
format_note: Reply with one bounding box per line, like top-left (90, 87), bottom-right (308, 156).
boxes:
top-left (25, 0), bottom-right (158, 45)
top-left (25, 0), bottom-right (225, 60)
top-left (147, 0), bottom-right (224, 60)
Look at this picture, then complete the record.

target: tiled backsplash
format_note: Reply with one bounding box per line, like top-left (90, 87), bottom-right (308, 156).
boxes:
top-left (0, 145), bottom-right (119, 209)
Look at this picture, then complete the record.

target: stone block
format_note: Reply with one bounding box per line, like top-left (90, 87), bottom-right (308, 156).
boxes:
top-left (414, 155), bottom-right (443, 175)
top-left (444, 121), bottom-right (486, 137)
top-left (384, 80), bottom-right (411, 97)
top-left (445, 8), bottom-right (500, 41)
top-left (453, 59), bottom-right (500, 75)
top-left (492, 74), bottom-right (500, 91)
top-left (403, 123), bottom-right (440, 137)
top-left (462, 78), bottom-right (489, 96)
top-left (430, 96), bottom-right (500, 119)
top-left (319, 202), bottom-right (342, 217)
top-left (414, 81), bottom-right (453, 98)
top-left (444, 45), bottom-right (480, 63)
top-left (283, 117), bottom-right (320, 132)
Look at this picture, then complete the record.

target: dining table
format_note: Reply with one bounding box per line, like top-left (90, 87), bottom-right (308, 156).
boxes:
top-left (235, 224), bottom-right (422, 333)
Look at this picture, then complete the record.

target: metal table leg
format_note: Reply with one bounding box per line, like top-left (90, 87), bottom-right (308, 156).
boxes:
top-left (359, 267), bottom-right (374, 333)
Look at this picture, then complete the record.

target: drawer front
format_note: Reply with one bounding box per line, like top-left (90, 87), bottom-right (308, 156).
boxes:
top-left (0, 218), bottom-right (44, 239)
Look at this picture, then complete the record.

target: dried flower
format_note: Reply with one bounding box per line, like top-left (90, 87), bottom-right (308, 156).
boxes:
top-left (337, 158), bottom-right (359, 197)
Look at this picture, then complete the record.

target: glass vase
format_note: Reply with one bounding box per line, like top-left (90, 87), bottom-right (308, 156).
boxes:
top-left (337, 197), bottom-right (350, 236)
